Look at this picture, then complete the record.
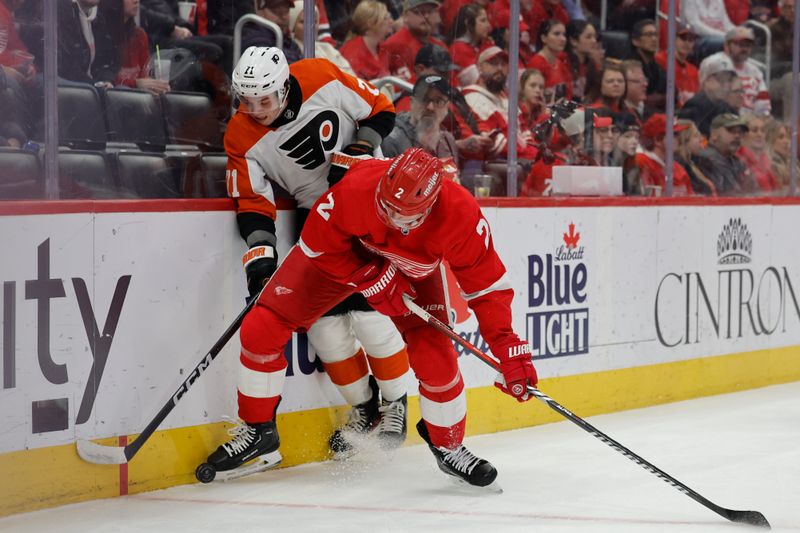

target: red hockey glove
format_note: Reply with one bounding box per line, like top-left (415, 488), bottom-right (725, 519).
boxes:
top-left (493, 339), bottom-right (538, 402)
top-left (354, 260), bottom-right (415, 316)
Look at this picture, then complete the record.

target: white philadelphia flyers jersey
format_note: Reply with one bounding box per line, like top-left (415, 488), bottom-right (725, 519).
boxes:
top-left (225, 58), bottom-right (395, 221)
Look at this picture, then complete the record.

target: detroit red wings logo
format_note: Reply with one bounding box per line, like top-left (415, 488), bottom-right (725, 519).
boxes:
top-left (279, 110), bottom-right (339, 170)
top-left (444, 262), bottom-right (471, 324)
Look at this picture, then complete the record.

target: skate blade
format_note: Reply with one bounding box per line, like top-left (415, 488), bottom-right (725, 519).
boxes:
top-left (215, 450), bottom-right (283, 482)
top-left (445, 475), bottom-right (504, 494)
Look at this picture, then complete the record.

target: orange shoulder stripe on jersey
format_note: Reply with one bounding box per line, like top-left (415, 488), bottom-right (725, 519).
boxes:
top-left (321, 348), bottom-right (369, 386)
top-left (366, 348), bottom-right (410, 381)
top-left (290, 58), bottom-right (394, 118)
top-left (224, 111), bottom-right (277, 220)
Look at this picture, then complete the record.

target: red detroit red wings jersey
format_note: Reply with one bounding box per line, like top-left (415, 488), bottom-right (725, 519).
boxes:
top-left (299, 158), bottom-right (517, 346)
top-left (225, 58), bottom-right (394, 221)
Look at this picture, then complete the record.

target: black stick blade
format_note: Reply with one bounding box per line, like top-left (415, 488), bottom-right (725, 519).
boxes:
top-left (726, 510), bottom-right (771, 529)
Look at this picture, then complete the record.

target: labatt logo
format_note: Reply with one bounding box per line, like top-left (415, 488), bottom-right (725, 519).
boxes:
top-left (526, 223), bottom-right (589, 359)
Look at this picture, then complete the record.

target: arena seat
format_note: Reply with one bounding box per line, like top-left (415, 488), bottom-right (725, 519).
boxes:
top-left (0, 148), bottom-right (42, 199)
top-left (58, 84), bottom-right (107, 149)
top-left (114, 151), bottom-right (181, 198)
top-left (600, 30), bottom-right (632, 60)
top-left (57, 149), bottom-right (116, 198)
top-left (161, 91), bottom-right (223, 150)
top-left (104, 88), bottom-right (168, 151)
top-left (183, 152), bottom-right (228, 198)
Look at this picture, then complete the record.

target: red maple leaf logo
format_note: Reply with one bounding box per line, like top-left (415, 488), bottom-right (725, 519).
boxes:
top-left (563, 223), bottom-right (580, 249)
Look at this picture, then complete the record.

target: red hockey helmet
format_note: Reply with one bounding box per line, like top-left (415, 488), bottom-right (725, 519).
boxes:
top-left (376, 148), bottom-right (443, 231)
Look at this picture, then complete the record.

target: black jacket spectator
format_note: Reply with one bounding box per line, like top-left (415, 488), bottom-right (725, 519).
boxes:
top-left (678, 92), bottom-right (737, 138)
top-left (21, 0), bottom-right (118, 84)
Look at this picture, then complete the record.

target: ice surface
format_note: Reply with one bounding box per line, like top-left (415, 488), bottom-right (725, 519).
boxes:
top-left (3, 382), bottom-right (798, 532)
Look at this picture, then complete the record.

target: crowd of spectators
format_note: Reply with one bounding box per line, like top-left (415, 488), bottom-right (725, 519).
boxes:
top-left (0, 0), bottom-right (798, 199)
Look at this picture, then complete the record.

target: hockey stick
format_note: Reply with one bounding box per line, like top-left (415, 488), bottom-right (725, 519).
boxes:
top-left (76, 293), bottom-right (261, 464)
top-left (402, 295), bottom-right (771, 529)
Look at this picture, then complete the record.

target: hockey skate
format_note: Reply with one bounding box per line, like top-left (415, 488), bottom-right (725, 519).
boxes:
top-left (196, 420), bottom-right (282, 483)
top-left (416, 419), bottom-right (499, 489)
top-left (329, 376), bottom-right (380, 459)
top-left (375, 394), bottom-right (407, 450)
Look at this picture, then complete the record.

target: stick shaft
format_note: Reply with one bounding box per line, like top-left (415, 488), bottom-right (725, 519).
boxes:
top-left (401, 296), bottom-right (769, 528)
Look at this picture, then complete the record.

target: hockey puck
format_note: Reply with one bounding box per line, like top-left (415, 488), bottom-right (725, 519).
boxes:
top-left (195, 463), bottom-right (216, 483)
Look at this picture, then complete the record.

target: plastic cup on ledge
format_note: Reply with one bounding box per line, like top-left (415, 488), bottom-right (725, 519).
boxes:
top-left (474, 174), bottom-right (493, 198)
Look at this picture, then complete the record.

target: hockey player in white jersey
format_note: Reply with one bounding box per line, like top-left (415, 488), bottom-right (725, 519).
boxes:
top-left (206, 47), bottom-right (408, 477)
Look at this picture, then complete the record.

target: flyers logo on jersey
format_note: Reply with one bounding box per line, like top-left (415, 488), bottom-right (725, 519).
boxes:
top-left (279, 110), bottom-right (340, 170)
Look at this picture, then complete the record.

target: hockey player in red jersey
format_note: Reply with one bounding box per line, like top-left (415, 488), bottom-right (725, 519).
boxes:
top-left (206, 147), bottom-right (538, 487)
top-left (222, 46), bottom-right (410, 462)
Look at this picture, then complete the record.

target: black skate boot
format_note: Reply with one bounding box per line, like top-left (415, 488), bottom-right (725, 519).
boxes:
top-left (416, 419), bottom-right (497, 488)
top-left (375, 394), bottom-right (407, 450)
top-left (196, 420), bottom-right (282, 483)
top-left (329, 375), bottom-right (380, 458)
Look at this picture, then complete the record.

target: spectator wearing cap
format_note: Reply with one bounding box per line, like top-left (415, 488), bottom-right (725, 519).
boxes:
top-left (527, 19), bottom-right (573, 103)
top-left (449, 3), bottom-right (494, 87)
top-left (393, 44), bottom-right (491, 160)
top-left (241, 0), bottom-right (303, 63)
top-left (675, 119), bottom-right (718, 195)
top-left (289, 1), bottom-right (354, 76)
top-left (633, 114), bottom-right (694, 195)
top-left (625, 19), bottom-right (667, 110)
top-left (463, 46), bottom-right (511, 158)
top-left (737, 112), bottom-right (780, 193)
top-left (654, 23), bottom-right (699, 107)
top-left (621, 59), bottom-right (652, 123)
top-left (381, 74), bottom-right (459, 163)
top-left (565, 19), bottom-right (602, 103)
top-left (678, 54), bottom-right (738, 137)
top-left (340, 0), bottom-right (393, 81)
top-left (695, 113), bottom-right (759, 195)
top-left (683, 0), bottom-right (735, 59)
top-left (589, 109), bottom-right (616, 166)
top-left (383, 0), bottom-right (447, 82)
top-left (700, 27), bottom-right (770, 115)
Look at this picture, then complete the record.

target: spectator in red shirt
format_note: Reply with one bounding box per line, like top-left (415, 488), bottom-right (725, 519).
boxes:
top-left (586, 61), bottom-right (627, 116)
top-left (738, 112), bottom-right (780, 193)
top-left (489, 8), bottom-right (535, 66)
top-left (339, 0), bottom-right (393, 81)
top-left (565, 19), bottom-right (602, 103)
top-left (527, 0), bottom-right (570, 45)
top-left (725, 0), bottom-right (751, 24)
top-left (519, 68), bottom-right (549, 133)
top-left (383, 0), bottom-right (447, 82)
top-left (654, 23), bottom-right (699, 107)
top-left (449, 3), bottom-right (493, 87)
top-left (440, 0), bottom-right (488, 37)
top-left (634, 113), bottom-right (694, 195)
top-left (103, 0), bottom-right (171, 94)
top-left (0, 0), bottom-right (36, 82)
top-left (527, 19), bottom-right (573, 103)
top-left (463, 46), bottom-right (537, 160)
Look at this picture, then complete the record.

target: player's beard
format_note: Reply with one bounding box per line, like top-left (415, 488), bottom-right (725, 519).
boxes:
top-left (485, 73), bottom-right (507, 94)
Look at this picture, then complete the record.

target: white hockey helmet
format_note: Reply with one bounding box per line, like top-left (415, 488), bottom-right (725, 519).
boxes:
top-left (232, 46), bottom-right (291, 104)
